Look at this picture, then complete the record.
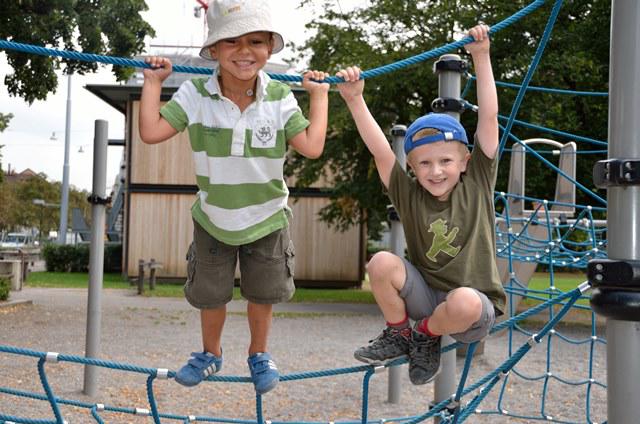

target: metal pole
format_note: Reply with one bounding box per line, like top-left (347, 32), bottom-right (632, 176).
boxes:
top-left (432, 53), bottom-right (463, 420)
top-left (57, 73), bottom-right (72, 244)
top-left (387, 125), bottom-right (408, 404)
top-left (602, 1), bottom-right (640, 422)
top-left (83, 119), bottom-right (108, 397)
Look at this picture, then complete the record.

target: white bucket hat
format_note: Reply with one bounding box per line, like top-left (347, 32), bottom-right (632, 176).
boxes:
top-left (199, 0), bottom-right (285, 61)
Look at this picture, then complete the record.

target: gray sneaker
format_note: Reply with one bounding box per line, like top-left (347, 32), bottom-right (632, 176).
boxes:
top-left (409, 327), bottom-right (441, 385)
top-left (354, 326), bottom-right (411, 364)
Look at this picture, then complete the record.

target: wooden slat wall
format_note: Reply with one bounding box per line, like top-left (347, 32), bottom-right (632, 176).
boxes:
top-left (127, 193), bottom-right (194, 277)
top-left (288, 197), bottom-right (361, 282)
top-left (130, 101), bottom-right (196, 185)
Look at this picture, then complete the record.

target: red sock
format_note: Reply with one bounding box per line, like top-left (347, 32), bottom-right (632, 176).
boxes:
top-left (386, 314), bottom-right (409, 329)
top-left (417, 318), bottom-right (440, 337)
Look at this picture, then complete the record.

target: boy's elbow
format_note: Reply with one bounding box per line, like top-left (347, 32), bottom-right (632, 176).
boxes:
top-left (139, 129), bottom-right (162, 145)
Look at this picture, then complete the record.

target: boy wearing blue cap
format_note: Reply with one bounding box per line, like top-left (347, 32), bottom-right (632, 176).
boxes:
top-left (337, 24), bottom-right (505, 385)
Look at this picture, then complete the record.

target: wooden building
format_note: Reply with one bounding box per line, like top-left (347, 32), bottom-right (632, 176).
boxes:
top-left (86, 58), bottom-right (365, 287)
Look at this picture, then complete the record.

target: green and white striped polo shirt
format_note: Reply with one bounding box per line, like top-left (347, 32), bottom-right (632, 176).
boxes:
top-left (160, 70), bottom-right (310, 246)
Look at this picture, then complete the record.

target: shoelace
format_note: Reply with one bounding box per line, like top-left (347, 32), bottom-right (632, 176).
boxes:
top-left (411, 337), bottom-right (440, 368)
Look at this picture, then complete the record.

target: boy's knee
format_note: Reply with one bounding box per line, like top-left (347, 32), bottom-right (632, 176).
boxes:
top-left (366, 251), bottom-right (401, 279)
top-left (446, 288), bottom-right (483, 323)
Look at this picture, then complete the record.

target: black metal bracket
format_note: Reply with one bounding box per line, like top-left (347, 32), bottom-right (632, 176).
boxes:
top-left (434, 58), bottom-right (468, 74)
top-left (588, 259), bottom-right (640, 289)
top-left (387, 205), bottom-right (399, 222)
top-left (431, 97), bottom-right (466, 114)
top-left (87, 194), bottom-right (112, 205)
top-left (589, 259), bottom-right (640, 321)
top-left (593, 159), bottom-right (640, 188)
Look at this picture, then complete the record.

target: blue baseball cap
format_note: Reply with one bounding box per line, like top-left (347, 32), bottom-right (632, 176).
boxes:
top-left (404, 113), bottom-right (468, 155)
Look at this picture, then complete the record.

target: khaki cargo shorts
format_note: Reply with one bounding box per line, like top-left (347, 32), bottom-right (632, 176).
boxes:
top-left (184, 220), bottom-right (296, 309)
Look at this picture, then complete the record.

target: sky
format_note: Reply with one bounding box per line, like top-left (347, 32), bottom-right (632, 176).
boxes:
top-left (0, 1), bottom-right (357, 193)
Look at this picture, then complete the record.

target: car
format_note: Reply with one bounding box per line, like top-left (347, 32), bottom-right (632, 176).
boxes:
top-left (0, 233), bottom-right (36, 249)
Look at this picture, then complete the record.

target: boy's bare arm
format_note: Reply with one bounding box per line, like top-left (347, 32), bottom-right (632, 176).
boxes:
top-left (337, 67), bottom-right (396, 189)
top-left (465, 25), bottom-right (499, 159)
top-left (139, 57), bottom-right (178, 144)
top-left (288, 70), bottom-right (330, 159)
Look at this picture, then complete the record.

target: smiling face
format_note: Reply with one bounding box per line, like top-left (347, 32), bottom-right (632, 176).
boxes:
top-left (209, 31), bottom-right (273, 83)
top-left (407, 139), bottom-right (471, 201)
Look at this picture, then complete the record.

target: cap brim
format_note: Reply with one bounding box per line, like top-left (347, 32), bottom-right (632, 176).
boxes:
top-left (200, 32), bottom-right (285, 61)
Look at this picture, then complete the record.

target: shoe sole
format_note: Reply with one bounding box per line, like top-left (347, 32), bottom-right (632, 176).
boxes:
top-left (354, 352), bottom-right (408, 365)
top-left (255, 377), bottom-right (279, 395)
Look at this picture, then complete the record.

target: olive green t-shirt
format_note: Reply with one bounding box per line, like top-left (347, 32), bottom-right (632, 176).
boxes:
top-left (388, 143), bottom-right (506, 315)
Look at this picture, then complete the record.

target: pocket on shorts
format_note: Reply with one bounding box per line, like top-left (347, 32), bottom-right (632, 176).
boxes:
top-left (185, 242), bottom-right (197, 284)
top-left (285, 240), bottom-right (295, 277)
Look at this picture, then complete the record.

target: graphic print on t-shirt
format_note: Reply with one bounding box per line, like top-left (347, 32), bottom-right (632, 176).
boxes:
top-left (252, 117), bottom-right (277, 148)
top-left (425, 218), bottom-right (461, 262)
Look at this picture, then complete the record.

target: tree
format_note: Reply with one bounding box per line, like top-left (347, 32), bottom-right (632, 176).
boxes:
top-left (0, 0), bottom-right (155, 104)
top-left (0, 112), bottom-right (12, 184)
top-left (287, 0), bottom-right (610, 238)
top-left (0, 172), bottom-right (89, 234)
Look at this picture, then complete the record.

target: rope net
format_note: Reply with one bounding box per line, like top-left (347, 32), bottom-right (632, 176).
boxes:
top-left (0, 0), bottom-right (609, 422)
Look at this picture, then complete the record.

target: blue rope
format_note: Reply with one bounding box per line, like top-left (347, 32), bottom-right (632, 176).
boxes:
top-left (37, 358), bottom-right (64, 424)
top-left (498, 0), bottom-right (566, 157)
top-left (497, 115), bottom-right (608, 147)
top-left (0, 0), bottom-right (547, 84)
top-left (469, 76), bottom-right (609, 97)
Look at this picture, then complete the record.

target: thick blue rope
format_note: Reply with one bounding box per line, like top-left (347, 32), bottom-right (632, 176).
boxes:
top-left (0, 0), bottom-right (547, 84)
top-left (498, 0), bottom-right (565, 158)
top-left (471, 76), bottom-right (609, 97)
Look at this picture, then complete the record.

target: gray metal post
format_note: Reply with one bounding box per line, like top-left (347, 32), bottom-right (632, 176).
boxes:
top-left (387, 125), bottom-right (408, 404)
top-left (433, 53), bottom-right (463, 418)
top-left (83, 120), bottom-right (108, 397)
top-left (57, 73), bottom-right (72, 244)
top-left (602, 1), bottom-right (640, 422)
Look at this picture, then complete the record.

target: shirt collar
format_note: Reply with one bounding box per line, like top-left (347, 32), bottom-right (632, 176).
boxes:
top-left (204, 69), bottom-right (270, 101)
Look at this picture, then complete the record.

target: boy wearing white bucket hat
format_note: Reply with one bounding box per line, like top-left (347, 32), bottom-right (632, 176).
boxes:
top-left (139, 0), bottom-right (330, 395)
top-left (336, 24), bottom-right (505, 385)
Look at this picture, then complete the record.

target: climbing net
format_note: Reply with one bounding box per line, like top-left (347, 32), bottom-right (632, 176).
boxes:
top-left (0, 0), bottom-right (609, 422)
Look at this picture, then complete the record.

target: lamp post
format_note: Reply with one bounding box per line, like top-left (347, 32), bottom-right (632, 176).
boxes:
top-left (57, 72), bottom-right (73, 245)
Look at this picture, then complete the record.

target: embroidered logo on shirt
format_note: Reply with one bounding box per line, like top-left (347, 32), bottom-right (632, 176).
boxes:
top-left (425, 218), bottom-right (461, 262)
top-left (252, 117), bottom-right (276, 148)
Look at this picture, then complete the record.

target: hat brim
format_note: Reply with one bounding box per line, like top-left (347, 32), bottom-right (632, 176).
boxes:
top-left (199, 32), bottom-right (284, 61)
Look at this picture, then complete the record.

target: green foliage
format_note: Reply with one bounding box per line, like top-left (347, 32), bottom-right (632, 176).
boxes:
top-left (287, 0), bottom-right (610, 238)
top-left (0, 278), bottom-right (11, 300)
top-left (0, 173), bottom-right (90, 233)
top-left (43, 243), bottom-right (90, 272)
top-left (0, 277), bottom-right (9, 301)
top-left (42, 243), bottom-right (122, 273)
top-left (0, 0), bottom-right (155, 104)
top-left (0, 112), bottom-right (13, 184)
top-left (104, 243), bottom-right (123, 273)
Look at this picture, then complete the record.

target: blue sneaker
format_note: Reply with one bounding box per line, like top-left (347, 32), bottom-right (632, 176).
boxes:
top-left (175, 351), bottom-right (222, 387)
top-left (247, 352), bottom-right (279, 395)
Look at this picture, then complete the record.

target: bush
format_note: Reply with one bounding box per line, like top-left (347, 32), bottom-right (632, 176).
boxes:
top-left (104, 243), bottom-right (122, 273)
top-left (0, 278), bottom-right (10, 301)
top-left (42, 243), bottom-right (122, 273)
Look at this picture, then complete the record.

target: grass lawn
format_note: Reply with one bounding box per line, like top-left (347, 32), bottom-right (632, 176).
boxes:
top-left (518, 272), bottom-right (590, 307)
top-left (26, 271), bottom-right (376, 304)
top-left (26, 271), bottom-right (589, 306)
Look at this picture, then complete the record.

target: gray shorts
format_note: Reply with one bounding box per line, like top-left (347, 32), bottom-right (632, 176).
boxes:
top-left (184, 220), bottom-right (296, 309)
top-left (399, 258), bottom-right (496, 344)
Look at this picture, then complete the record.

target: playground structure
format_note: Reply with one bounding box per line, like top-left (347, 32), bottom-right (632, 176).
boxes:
top-left (0, 0), bottom-right (639, 423)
